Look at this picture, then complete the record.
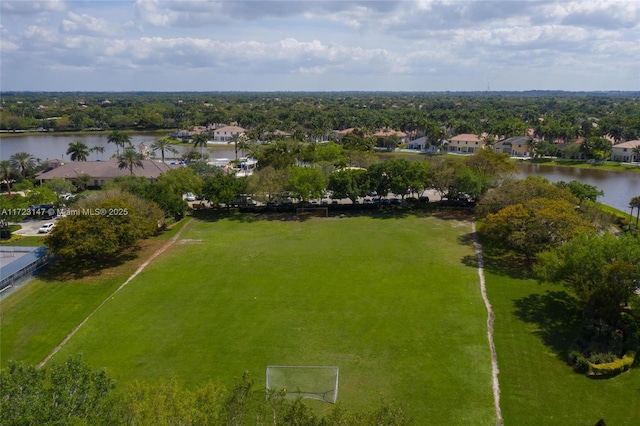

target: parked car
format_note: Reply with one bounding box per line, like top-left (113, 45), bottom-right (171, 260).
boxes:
top-left (185, 192), bottom-right (196, 201)
top-left (38, 223), bottom-right (55, 233)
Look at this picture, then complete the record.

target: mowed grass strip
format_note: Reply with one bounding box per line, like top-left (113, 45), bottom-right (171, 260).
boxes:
top-left (0, 221), bottom-right (187, 366)
top-left (488, 272), bottom-right (640, 425)
top-left (52, 214), bottom-right (495, 424)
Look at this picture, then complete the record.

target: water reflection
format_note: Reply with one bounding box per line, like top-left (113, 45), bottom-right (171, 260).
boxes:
top-left (516, 163), bottom-right (640, 212)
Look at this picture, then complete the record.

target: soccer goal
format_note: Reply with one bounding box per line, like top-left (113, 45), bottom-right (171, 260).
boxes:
top-left (295, 207), bottom-right (329, 217)
top-left (266, 366), bottom-right (339, 404)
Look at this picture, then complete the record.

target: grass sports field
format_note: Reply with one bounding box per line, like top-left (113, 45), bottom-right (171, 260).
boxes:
top-left (2, 212), bottom-right (639, 424)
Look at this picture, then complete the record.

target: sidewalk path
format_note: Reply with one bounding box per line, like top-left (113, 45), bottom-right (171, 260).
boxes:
top-left (472, 222), bottom-right (503, 426)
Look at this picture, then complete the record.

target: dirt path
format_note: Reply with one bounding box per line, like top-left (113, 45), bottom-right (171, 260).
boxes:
top-left (38, 220), bottom-right (191, 369)
top-left (471, 222), bottom-right (504, 426)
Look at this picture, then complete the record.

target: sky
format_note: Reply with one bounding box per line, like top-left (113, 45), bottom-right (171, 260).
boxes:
top-left (1, 0), bottom-right (639, 92)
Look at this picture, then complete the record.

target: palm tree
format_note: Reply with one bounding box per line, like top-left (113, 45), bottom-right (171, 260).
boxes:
top-left (9, 151), bottom-right (36, 178)
top-left (90, 146), bottom-right (105, 161)
top-left (632, 145), bottom-right (640, 164)
top-left (117, 147), bottom-right (144, 175)
top-left (629, 195), bottom-right (640, 229)
top-left (0, 160), bottom-right (13, 194)
top-left (107, 130), bottom-right (131, 156)
top-left (229, 133), bottom-right (248, 162)
top-left (192, 133), bottom-right (209, 161)
top-left (151, 137), bottom-right (175, 163)
top-left (66, 141), bottom-right (90, 161)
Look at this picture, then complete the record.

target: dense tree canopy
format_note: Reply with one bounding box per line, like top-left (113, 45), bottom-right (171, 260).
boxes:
top-left (45, 189), bottom-right (163, 262)
top-left (2, 92), bottom-right (639, 146)
top-left (535, 233), bottom-right (640, 325)
top-left (479, 197), bottom-right (595, 261)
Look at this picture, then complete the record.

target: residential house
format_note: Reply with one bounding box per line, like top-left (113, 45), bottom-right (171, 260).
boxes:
top-left (336, 128), bottom-right (356, 141)
top-left (372, 129), bottom-right (409, 144)
top-left (448, 134), bottom-right (484, 154)
top-left (494, 136), bottom-right (532, 157)
top-left (213, 125), bottom-right (246, 142)
top-left (611, 140), bottom-right (640, 163)
top-left (36, 158), bottom-right (174, 188)
top-left (406, 136), bottom-right (442, 154)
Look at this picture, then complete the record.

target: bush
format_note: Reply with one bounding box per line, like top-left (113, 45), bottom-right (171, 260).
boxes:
top-left (588, 352), bottom-right (618, 365)
top-left (589, 351), bottom-right (636, 376)
top-left (573, 355), bottom-right (592, 374)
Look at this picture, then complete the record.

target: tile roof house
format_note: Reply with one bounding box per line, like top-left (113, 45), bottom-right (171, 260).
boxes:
top-left (448, 134), bottom-right (485, 154)
top-left (36, 158), bottom-right (174, 187)
top-left (611, 140), bottom-right (640, 163)
top-left (494, 136), bottom-right (533, 157)
top-left (213, 125), bottom-right (246, 142)
top-left (372, 129), bottom-right (408, 143)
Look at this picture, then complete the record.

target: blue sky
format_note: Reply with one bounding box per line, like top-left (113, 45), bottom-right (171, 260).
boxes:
top-left (1, 0), bottom-right (639, 91)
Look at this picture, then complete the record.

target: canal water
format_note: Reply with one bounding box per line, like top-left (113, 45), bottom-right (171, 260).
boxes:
top-left (1, 134), bottom-right (638, 211)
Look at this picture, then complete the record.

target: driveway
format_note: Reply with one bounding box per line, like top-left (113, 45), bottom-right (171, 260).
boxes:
top-left (12, 218), bottom-right (56, 237)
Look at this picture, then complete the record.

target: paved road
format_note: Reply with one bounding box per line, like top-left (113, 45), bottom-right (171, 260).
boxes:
top-left (13, 218), bottom-right (58, 237)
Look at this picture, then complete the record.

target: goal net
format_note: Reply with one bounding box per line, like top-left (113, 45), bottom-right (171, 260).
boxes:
top-left (295, 207), bottom-right (329, 217)
top-left (266, 366), bottom-right (339, 404)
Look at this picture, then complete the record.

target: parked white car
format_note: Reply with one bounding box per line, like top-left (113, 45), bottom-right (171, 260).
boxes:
top-left (38, 223), bottom-right (55, 233)
top-left (185, 192), bottom-right (196, 201)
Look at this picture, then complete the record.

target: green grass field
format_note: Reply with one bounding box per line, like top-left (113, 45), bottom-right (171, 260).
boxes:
top-left (2, 213), bottom-right (495, 423)
top-left (488, 271), bottom-right (640, 425)
top-left (2, 212), bottom-right (639, 424)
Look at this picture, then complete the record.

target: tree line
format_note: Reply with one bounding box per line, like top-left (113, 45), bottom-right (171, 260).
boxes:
top-left (2, 92), bottom-right (639, 146)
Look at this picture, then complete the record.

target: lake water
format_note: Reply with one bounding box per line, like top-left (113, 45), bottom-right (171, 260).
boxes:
top-left (516, 163), bottom-right (640, 213)
top-left (1, 134), bottom-right (638, 211)
top-left (0, 133), bottom-right (241, 162)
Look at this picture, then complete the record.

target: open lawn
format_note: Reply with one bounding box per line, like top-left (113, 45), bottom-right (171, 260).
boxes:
top-left (3, 212), bottom-right (638, 424)
top-left (2, 212), bottom-right (495, 423)
top-left (487, 271), bottom-right (640, 425)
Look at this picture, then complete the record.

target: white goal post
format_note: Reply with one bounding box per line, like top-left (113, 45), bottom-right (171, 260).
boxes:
top-left (266, 366), bottom-right (339, 404)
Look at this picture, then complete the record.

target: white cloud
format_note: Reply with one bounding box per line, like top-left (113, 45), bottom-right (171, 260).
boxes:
top-left (1, 0), bottom-right (66, 15)
top-left (61, 11), bottom-right (117, 37)
top-left (1, 1), bottom-right (638, 91)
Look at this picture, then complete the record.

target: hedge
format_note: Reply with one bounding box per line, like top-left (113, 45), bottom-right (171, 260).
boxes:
top-left (589, 351), bottom-right (636, 376)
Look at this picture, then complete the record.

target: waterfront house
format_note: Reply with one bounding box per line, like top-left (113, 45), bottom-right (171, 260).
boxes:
top-left (611, 140), bottom-right (640, 163)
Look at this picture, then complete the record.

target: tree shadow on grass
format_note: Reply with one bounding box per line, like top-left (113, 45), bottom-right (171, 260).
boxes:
top-left (513, 290), bottom-right (583, 361)
top-left (38, 248), bottom-right (139, 281)
top-left (473, 243), bottom-right (533, 280)
top-left (189, 204), bottom-right (451, 223)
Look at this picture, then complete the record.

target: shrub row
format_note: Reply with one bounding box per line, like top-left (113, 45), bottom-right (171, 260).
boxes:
top-left (589, 351), bottom-right (636, 376)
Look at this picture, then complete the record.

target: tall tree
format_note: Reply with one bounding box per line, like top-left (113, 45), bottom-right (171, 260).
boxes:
top-left (0, 160), bottom-right (13, 194)
top-left (90, 145), bottom-right (105, 161)
top-left (479, 197), bottom-right (595, 263)
top-left (192, 133), bottom-right (209, 161)
top-left (107, 130), bottom-right (131, 156)
top-left (286, 166), bottom-right (325, 203)
top-left (66, 141), bottom-right (90, 161)
top-left (9, 151), bottom-right (36, 178)
top-left (629, 195), bottom-right (640, 228)
top-left (151, 137), bottom-right (175, 163)
top-left (327, 168), bottom-right (369, 203)
top-left (118, 147), bottom-right (144, 175)
top-left (535, 233), bottom-right (640, 324)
